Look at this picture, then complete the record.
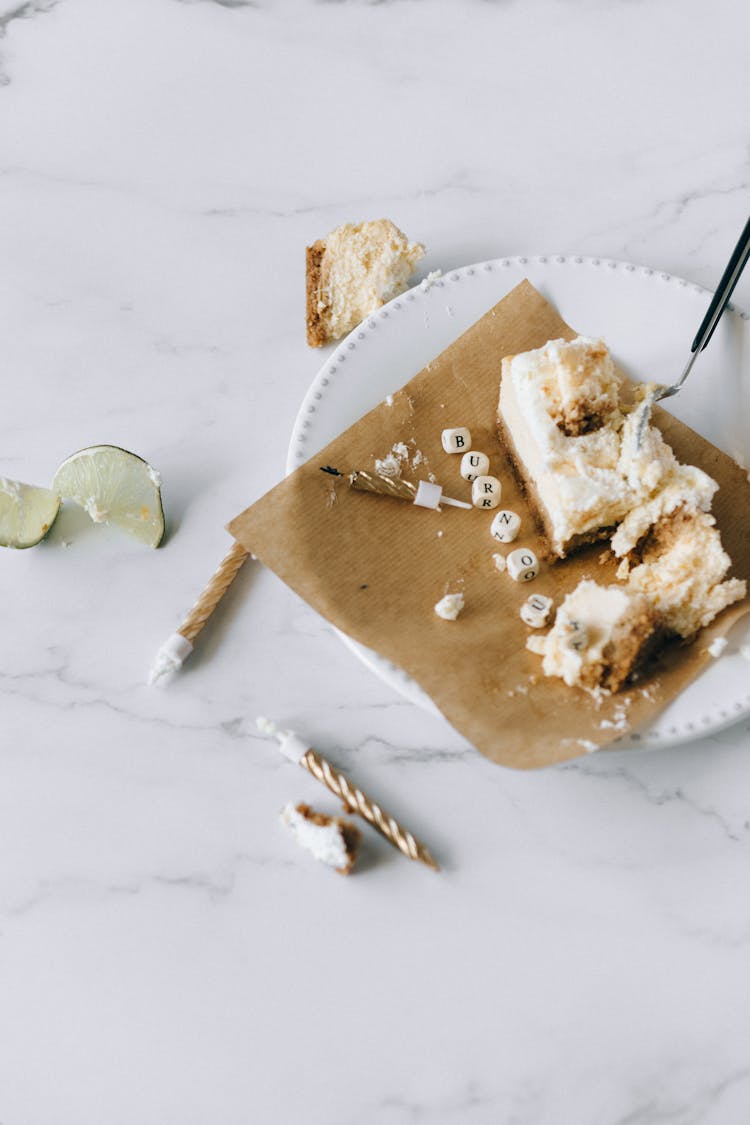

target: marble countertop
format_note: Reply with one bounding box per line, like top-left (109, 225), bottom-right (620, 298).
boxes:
top-left (1, 1), bottom-right (749, 1122)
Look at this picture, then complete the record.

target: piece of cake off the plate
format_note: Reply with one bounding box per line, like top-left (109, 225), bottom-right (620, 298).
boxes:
top-left (306, 219), bottom-right (424, 347)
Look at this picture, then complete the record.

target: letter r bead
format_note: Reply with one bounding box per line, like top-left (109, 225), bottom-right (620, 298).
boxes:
top-left (471, 475), bottom-right (502, 509)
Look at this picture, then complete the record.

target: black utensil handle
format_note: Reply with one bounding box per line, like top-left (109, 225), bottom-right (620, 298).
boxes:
top-left (691, 215), bottom-right (750, 353)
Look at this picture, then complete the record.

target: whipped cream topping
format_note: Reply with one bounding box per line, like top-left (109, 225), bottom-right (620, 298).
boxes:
top-left (434, 592), bottom-right (464, 620)
top-left (621, 508), bottom-right (746, 637)
top-left (533, 580), bottom-right (635, 690)
top-left (501, 336), bottom-right (719, 555)
top-left (280, 804), bottom-right (353, 872)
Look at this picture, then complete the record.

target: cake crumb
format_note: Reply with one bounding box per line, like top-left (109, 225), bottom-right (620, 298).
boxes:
top-left (280, 803), bottom-right (361, 874)
top-left (437, 530), bottom-right (444, 538)
top-left (375, 441), bottom-right (411, 478)
top-left (600, 703), bottom-right (630, 731)
top-left (375, 452), bottom-right (403, 478)
top-left (420, 269), bottom-right (443, 291)
top-left (492, 552), bottom-right (506, 573)
top-left (434, 592), bottom-right (464, 621)
top-left (707, 636), bottom-right (728, 658)
top-left (385, 393), bottom-right (394, 407)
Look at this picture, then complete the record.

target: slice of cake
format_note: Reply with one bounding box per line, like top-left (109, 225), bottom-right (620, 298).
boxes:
top-left (280, 802), bottom-right (361, 875)
top-left (497, 336), bottom-right (714, 559)
top-left (527, 579), bottom-right (658, 694)
top-left (615, 506), bottom-right (746, 639)
top-left (306, 219), bottom-right (425, 347)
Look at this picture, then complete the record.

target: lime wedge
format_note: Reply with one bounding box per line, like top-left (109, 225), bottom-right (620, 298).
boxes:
top-left (0, 478), bottom-right (61, 548)
top-left (53, 445), bottom-right (165, 548)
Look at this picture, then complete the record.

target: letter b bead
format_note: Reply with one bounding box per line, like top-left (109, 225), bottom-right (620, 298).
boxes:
top-left (471, 475), bottom-right (502, 509)
top-left (507, 548), bottom-right (539, 582)
top-left (441, 427), bottom-right (472, 454)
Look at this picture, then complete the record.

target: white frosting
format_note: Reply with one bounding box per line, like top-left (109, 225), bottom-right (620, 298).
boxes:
top-left (610, 460), bottom-right (716, 557)
top-left (434, 592), bottom-right (464, 620)
top-left (535, 580), bottom-right (635, 689)
top-left (280, 805), bottom-right (352, 872)
top-left (499, 336), bottom-right (713, 556)
top-left (623, 509), bottom-right (746, 637)
top-left (420, 269), bottom-right (443, 291)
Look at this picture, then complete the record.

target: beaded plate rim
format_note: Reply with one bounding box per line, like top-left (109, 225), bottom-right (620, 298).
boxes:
top-left (287, 254), bottom-right (750, 754)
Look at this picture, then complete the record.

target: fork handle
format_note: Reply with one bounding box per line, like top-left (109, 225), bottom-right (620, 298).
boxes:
top-left (691, 215), bottom-right (750, 353)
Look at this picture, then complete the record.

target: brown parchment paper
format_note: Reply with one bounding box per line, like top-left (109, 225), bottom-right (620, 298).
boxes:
top-left (228, 281), bottom-right (750, 769)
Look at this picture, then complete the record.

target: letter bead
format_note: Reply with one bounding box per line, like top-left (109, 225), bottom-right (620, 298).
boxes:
top-left (441, 427), bottom-right (472, 454)
top-left (460, 450), bottom-right (490, 482)
top-left (507, 547), bottom-right (539, 582)
top-left (490, 509), bottom-right (521, 543)
top-left (471, 475), bottom-right (502, 509)
top-left (520, 594), bottom-right (554, 628)
top-left (563, 620), bottom-right (588, 651)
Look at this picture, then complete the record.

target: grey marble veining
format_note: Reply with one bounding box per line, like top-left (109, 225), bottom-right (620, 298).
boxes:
top-left (0, 0), bottom-right (749, 1122)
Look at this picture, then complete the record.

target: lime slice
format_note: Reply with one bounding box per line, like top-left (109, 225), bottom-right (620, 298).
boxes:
top-left (0, 478), bottom-right (61, 548)
top-left (53, 445), bottom-right (165, 548)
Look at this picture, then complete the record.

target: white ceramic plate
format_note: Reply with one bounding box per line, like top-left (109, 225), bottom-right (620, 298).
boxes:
top-left (288, 256), bottom-right (750, 751)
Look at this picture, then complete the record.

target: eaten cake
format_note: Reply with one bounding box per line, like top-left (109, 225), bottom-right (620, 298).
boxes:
top-left (614, 505), bottom-right (746, 639)
top-left (280, 802), bottom-right (361, 875)
top-left (502, 335), bottom-right (746, 694)
top-left (498, 336), bottom-right (715, 560)
top-left (526, 580), bottom-right (657, 694)
top-left (306, 219), bottom-right (425, 347)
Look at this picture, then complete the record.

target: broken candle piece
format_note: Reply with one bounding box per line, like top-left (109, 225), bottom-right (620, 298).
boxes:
top-left (349, 470), bottom-right (471, 510)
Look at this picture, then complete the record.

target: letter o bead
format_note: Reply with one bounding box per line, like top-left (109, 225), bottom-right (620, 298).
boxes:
top-left (460, 450), bottom-right (490, 482)
top-left (507, 548), bottom-right (539, 582)
top-left (441, 427), bottom-right (471, 454)
top-left (471, 475), bottom-right (502, 509)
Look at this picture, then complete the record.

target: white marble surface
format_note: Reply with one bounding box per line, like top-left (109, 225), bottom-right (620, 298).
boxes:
top-left (1, 1), bottom-right (749, 1122)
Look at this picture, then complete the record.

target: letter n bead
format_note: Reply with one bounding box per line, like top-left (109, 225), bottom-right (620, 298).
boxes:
top-left (490, 509), bottom-right (521, 543)
top-left (507, 548), bottom-right (539, 582)
top-left (471, 475), bottom-right (501, 509)
top-left (441, 427), bottom-right (471, 454)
